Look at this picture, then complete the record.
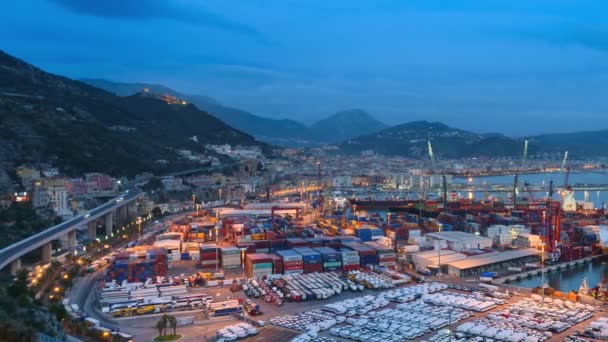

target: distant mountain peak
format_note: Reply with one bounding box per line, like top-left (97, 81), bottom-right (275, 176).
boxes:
top-left (0, 50), bottom-right (266, 177)
top-left (339, 120), bottom-right (517, 158)
top-left (310, 109), bottom-right (386, 143)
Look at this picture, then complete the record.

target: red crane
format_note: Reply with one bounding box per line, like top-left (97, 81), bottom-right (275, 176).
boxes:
top-left (544, 181), bottom-right (561, 258)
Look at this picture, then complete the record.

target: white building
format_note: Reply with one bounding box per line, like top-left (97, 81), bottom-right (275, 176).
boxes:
top-left (45, 178), bottom-right (72, 217)
top-left (160, 176), bottom-right (184, 191)
top-left (332, 175), bottom-right (352, 188)
top-left (31, 180), bottom-right (50, 208)
top-left (514, 233), bottom-right (542, 248)
top-left (425, 231), bottom-right (493, 252)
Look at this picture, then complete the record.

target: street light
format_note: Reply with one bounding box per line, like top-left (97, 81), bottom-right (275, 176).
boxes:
top-left (540, 241), bottom-right (546, 306)
top-left (215, 222), bottom-right (221, 273)
top-left (437, 223), bottom-right (443, 277)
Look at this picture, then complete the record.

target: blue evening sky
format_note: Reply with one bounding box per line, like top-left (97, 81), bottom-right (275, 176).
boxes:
top-left (2, 0), bottom-right (608, 135)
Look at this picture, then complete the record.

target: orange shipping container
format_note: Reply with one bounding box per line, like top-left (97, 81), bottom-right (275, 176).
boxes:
top-left (553, 291), bottom-right (566, 299)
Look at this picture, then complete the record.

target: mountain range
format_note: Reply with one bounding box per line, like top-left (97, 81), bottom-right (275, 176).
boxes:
top-left (83, 78), bottom-right (608, 159)
top-left (339, 121), bottom-right (608, 159)
top-left (0, 50), bottom-right (266, 178)
top-left (81, 79), bottom-right (387, 147)
top-left (2, 48), bottom-right (608, 177)
top-left (339, 121), bottom-right (525, 158)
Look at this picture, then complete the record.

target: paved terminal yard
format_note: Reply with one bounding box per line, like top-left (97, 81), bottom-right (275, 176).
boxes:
top-left (73, 254), bottom-right (608, 342)
top-left (74, 219), bottom-right (608, 342)
top-left (237, 283), bottom-right (608, 342)
top-left (78, 265), bottom-right (608, 342)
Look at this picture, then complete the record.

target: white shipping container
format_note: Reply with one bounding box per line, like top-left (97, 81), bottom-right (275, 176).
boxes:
top-left (379, 262), bottom-right (396, 267)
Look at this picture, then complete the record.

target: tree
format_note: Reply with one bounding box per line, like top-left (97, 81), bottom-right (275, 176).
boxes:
top-left (7, 269), bottom-right (31, 299)
top-left (156, 315), bottom-right (167, 337)
top-left (167, 315), bottom-right (177, 336)
top-left (142, 177), bottom-right (163, 192)
top-left (151, 206), bottom-right (163, 219)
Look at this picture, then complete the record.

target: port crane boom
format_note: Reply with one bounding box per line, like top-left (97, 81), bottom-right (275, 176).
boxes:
top-left (426, 140), bottom-right (448, 210)
top-left (513, 140), bottom-right (528, 209)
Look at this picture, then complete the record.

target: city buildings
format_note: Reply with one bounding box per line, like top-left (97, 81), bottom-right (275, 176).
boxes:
top-left (44, 178), bottom-right (72, 217)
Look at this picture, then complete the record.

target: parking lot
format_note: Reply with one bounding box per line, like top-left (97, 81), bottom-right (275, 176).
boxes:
top-left (232, 280), bottom-right (608, 342)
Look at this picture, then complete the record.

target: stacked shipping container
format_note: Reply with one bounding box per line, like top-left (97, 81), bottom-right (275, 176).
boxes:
top-left (221, 246), bottom-right (241, 269)
top-left (199, 245), bottom-right (220, 270)
top-left (269, 254), bottom-right (283, 274)
top-left (276, 250), bottom-right (303, 275)
top-left (270, 239), bottom-right (287, 253)
top-left (342, 242), bottom-right (378, 267)
top-left (286, 238), bottom-right (308, 248)
top-left (560, 245), bottom-right (588, 262)
top-left (106, 248), bottom-right (168, 283)
top-left (293, 247), bottom-right (322, 273)
top-left (253, 240), bottom-right (270, 253)
top-left (304, 237), bottom-right (323, 248)
top-left (245, 253), bottom-right (273, 278)
top-left (366, 242), bottom-right (396, 267)
top-left (313, 246), bottom-right (342, 272)
top-left (339, 247), bottom-right (360, 271)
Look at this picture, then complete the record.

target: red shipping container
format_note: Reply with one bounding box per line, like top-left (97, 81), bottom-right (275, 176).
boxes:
top-left (282, 260), bottom-right (303, 267)
top-left (283, 264), bottom-right (304, 271)
top-left (304, 264), bottom-right (323, 274)
top-left (253, 240), bottom-right (270, 248)
top-left (343, 264), bottom-right (360, 271)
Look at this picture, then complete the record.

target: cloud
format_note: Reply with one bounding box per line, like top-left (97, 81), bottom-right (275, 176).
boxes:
top-left (49, 0), bottom-right (264, 38)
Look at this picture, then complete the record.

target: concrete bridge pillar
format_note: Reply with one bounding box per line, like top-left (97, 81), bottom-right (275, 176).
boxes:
top-left (117, 206), bottom-right (127, 226)
top-left (127, 202), bottom-right (138, 222)
top-left (10, 258), bottom-right (21, 275)
top-left (105, 213), bottom-right (113, 238)
top-left (67, 230), bottom-right (77, 252)
top-left (41, 242), bottom-right (52, 263)
top-left (87, 221), bottom-right (97, 240)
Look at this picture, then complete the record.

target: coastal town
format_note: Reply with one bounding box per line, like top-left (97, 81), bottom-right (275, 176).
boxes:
top-left (3, 2), bottom-right (608, 342)
top-left (2, 145), bottom-right (608, 342)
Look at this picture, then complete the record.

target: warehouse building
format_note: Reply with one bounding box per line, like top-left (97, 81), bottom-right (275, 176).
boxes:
top-left (445, 248), bottom-right (540, 277)
top-left (411, 249), bottom-right (467, 271)
top-left (425, 231), bottom-right (493, 252)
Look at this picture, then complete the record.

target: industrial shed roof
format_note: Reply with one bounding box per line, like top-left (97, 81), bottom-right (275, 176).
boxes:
top-left (446, 248), bottom-right (539, 270)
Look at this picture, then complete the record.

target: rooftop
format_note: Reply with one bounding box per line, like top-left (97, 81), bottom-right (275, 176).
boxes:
top-left (426, 231), bottom-right (493, 243)
top-left (446, 248), bottom-right (540, 270)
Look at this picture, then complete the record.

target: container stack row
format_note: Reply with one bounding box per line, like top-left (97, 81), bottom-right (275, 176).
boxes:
top-left (106, 248), bottom-right (168, 283)
top-left (313, 246), bottom-right (342, 272)
top-left (293, 247), bottom-right (323, 273)
top-left (286, 238), bottom-right (308, 248)
top-left (221, 246), bottom-right (242, 269)
top-left (245, 253), bottom-right (273, 278)
top-left (269, 254), bottom-right (283, 274)
top-left (340, 247), bottom-right (360, 271)
top-left (199, 245), bottom-right (221, 270)
top-left (366, 242), bottom-right (397, 267)
top-left (343, 242), bottom-right (378, 267)
top-left (276, 249), bottom-right (303, 275)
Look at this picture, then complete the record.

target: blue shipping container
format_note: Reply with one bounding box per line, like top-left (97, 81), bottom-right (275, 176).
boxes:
top-left (293, 247), bottom-right (322, 263)
top-left (360, 255), bottom-right (378, 266)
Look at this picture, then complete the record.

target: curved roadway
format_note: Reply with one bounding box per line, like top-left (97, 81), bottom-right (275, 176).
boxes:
top-left (0, 188), bottom-right (142, 270)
